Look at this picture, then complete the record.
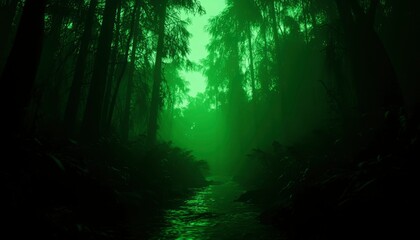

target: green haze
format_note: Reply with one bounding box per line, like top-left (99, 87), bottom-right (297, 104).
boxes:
top-left (2, 0), bottom-right (418, 239)
top-left (181, 0), bottom-right (226, 97)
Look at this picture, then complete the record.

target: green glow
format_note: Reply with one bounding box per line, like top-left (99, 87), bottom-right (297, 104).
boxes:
top-left (4, 0), bottom-right (414, 238)
top-left (180, 71), bottom-right (206, 97)
top-left (154, 185), bottom-right (213, 239)
top-left (153, 179), bottom-right (283, 239)
top-left (181, 0), bottom-right (226, 97)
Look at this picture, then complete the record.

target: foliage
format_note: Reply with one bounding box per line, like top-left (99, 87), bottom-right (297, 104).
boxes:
top-left (3, 136), bottom-right (209, 239)
top-left (1, 0), bottom-right (419, 238)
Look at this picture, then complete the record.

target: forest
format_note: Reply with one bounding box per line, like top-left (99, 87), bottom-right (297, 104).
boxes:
top-left (1, 0), bottom-right (419, 239)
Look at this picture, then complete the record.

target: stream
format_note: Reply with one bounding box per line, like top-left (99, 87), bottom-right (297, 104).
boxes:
top-left (149, 177), bottom-right (284, 240)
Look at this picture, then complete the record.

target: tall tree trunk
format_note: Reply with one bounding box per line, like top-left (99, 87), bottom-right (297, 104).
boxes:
top-left (228, 36), bottom-right (244, 107)
top-left (64, 0), bottom-right (98, 137)
top-left (106, 4), bottom-right (138, 133)
top-left (102, 4), bottom-right (121, 128)
top-left (122, 3), bottom-right (140, 141)
top-left (269, 0), bottom-right (286, 139)
top-left (269, 0), bottom-right (280, 55)
top-left (36, 1), bottom-right (66, 118)
top-left (259, 8), bottom-right (270, 94)
top-left (147, 1), bottom-right (167, 144)
top-left (0, 0), bottom-right (19, 71)
top-left (247, 23), bottom-right (256, 100)
top-left (1, 0), bottom-right (46, 136)
top-left (226, 39), bottom-right (247, 169)
top-left (335, 0), bottom-right (403, 117)
top-left (302, 0), bottom-right (309, 43)
top-left (81, 0), bottom-right (119, 141)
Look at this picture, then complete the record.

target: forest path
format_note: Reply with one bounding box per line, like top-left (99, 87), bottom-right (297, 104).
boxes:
top-left (148, 176), bottom-right (284, 240)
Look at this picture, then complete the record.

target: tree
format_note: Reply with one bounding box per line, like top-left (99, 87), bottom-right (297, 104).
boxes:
top-left (121, 2), bottom-right (141, 141)
top-left (227, 0), bottom-right (261, 100)
top-left (0, 0), bottom-right (19, 70)
top-left (64, 0), bottom-right (99, 137)
top-left (334, 0), bottom-right (403, 118)
top-left (147, 0), bottom-right (168, 143)
top-left (147, 0), bottom-right (204, 143)
top-left (81, 0), bottom-right (120, 141)
top-left (205, 4), bottom-right (250, 165)
top-left (1, 0), bottom-right (47, 135)
top-left (105, 3), bottom-right (137, 135)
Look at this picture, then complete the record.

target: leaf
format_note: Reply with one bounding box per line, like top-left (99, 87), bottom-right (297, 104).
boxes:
top-left (67, 138), bottom-right (79, 145)
top-left (47, 153), bottom-right (65, 171)
top-left (355, 179), bottom-right (376, 193)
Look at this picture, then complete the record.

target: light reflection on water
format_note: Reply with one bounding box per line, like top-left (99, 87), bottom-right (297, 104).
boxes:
top-left (150, 178), bottom-right (284, 240)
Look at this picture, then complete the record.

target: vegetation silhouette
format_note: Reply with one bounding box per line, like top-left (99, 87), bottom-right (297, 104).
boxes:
top-left (1, 0), bottom-right (418, 239)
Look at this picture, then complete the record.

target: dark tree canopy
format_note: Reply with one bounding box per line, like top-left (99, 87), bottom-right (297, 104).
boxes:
top-left (1, 0), bottom-right (418, 239)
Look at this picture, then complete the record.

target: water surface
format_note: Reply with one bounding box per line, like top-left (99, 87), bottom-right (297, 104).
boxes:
top-left (150, 177), bottom-right (284, 240)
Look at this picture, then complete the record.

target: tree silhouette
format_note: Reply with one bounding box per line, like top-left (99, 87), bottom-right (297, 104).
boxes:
top-left (1, 0), bottom-right (47, 136)
top-left (81, 0), bottom-right (120, 141)
top-left (148, 0), bottom-right (204, 143)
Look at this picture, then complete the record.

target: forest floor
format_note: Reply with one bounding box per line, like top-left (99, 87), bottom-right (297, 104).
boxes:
top-left (1, 136), bottom-right (284, 240)
top-left (2, 112), bottom-right (418, 240)
top-left (236, 111), bottom-right (419, 240)
top-left (2, 137), bottom-right (209, 240)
